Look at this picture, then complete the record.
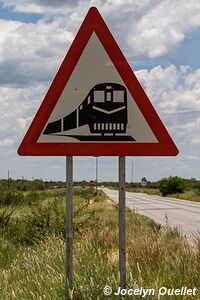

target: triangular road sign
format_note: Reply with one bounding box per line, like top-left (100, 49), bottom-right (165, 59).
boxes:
top-left (18, 7), bottom-right (178, 156)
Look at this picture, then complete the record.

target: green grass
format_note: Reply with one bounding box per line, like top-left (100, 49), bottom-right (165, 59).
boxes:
top-left (125, 187), bottom-right (161, 196)
top-left (125, 187), bottom-right (200, 202)
top-left (0, 235), bottom-right (66, 299)
top-left (0, 188), bottom-right (199, 299)
top-left (168, 190), bottom-right (200, 202)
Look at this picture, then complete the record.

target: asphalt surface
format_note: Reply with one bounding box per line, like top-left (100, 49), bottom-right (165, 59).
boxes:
top-left (102, 187), bottom-right (200, 242)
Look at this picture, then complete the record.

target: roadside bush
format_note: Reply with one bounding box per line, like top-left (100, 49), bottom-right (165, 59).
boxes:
top-left (2, 193), bottom-right (98, 245)
top-left (159, 176), bottom-right (186, 196)
top-left (73, 187), bottom-right (95, 199)
top-left (0, 190), bottom-right (44, 206)
top-left (193, 182), bottom-right (200, 196)
top-left (0, 208), bottom-right (14, 230)
top-left (32, 179), bottom-right (45, 191)
top-left (93, 190), bottom-right (106, 202)
top-left (5, 198), bottom-right (65, 245)
top-left (0, 190), bottom-right (25, 206)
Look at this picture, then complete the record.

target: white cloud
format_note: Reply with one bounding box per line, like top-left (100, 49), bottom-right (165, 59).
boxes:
top-left (185, 69), bottom-right (200, 89)
top-left (187, 155), bottom-right (199, 160)
top-left (16, 117), bottom-right (27, 129)
top-left (0, 18), bottom-right (74, 85)
top-left (0, 84), bottom-right (47, 154)
top-left (135, 65), bottom-right (200, 114)
top-left (0, 1), bottom-right (199, 180)
top-left (0, 0), bottom-right (81, 14)
top-left (127, 0), bottom-right (200, 58)
top-left (1, 0), bottom-right (200, 59)
top-left (0, 64), bottom-right (199, 178)
top-left (0, 137), bottom-right (14, 146)
top-left (135, 65), bottom-right (200, 160)
top-left (192, 137), bottom-right (200, 144)
top-left (0, 19), bottom-right (21, 49)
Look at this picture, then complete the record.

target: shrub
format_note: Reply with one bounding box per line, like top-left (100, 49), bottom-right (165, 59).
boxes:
top-left (0, 208), bottom-right (14, 230)
top-left (192, 182), bottom-right (200, 196)
top-left (0, 190), bottom-right (44, 207)
top-left (32, 179), bottom-right (45, 191)
top-left (159, 176), bottom-right (186, 196)
top-left (0, 191), bottom-right (25, 206)
top-left (7, 198), bottom-right (65, 245)
top-left (2, 192), bottom-right (97, 245)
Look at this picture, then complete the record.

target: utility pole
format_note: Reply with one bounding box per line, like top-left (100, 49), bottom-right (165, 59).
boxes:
top-left (126, 158), bottom-right (134, 183)
top-left (22, 176), bottom-right (24, 189)
top-left (95, 156), bottom-right (99, 193)
top-left (7, 170), bottom-right (10, 190)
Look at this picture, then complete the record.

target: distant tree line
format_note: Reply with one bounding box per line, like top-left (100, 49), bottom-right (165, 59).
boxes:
top-left (0, 177), bottom-right (200, 196)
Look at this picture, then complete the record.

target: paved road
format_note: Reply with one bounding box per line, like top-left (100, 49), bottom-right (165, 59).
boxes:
top-left (102, 188), bottom-right (200, 242)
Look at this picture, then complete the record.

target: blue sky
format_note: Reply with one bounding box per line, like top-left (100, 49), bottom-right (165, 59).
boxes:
top-left (171, 28), bottom-right (200, 70)
top-left (0, 6), bottom-right (41, 23)
top-left (0, 0), bottom-right (200, 182)
top-left (133, 28), bottom-right (200, 71)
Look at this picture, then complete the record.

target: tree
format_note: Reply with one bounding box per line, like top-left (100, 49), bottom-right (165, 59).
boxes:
top-left (159, 176), bottom-right (186, 196)
top-left (32, 179), bottom-right (45, 191)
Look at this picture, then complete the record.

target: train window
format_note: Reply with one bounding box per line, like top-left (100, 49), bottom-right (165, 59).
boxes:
top-left (87, 95), bottom-right (91, 104)
top-left (80, 104), bottom-right (83, 110)
top-left (106, 92), bottom-right (111, 101)
top-left (94, 91), bottom-right (105, 102)
top-left (113, 90), bottom-right (124, 102)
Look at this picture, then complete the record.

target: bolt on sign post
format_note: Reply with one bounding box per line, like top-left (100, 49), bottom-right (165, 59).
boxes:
top-left (18, 6), bottom-right (178, 296)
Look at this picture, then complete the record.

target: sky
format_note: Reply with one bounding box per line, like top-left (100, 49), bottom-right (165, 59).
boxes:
top-left (0, 0), bottom-right (200, 182)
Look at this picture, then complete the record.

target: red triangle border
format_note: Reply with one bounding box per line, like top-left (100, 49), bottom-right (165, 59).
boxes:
top-left (18, 7), bottom-right (179, 156)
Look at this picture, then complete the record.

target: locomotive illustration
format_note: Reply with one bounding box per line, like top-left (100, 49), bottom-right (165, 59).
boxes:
top-left (43, 83), bottom-right (134, 141)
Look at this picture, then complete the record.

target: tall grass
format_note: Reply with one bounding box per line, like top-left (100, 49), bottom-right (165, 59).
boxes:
top-left (0, 235), bottom-right (66, 299)
top-left (126, 187), bottom-right (200, 202)
top-left (169, 190), bottom-right (200, 202)
top-left (0, 188), bottom-right (199, 299)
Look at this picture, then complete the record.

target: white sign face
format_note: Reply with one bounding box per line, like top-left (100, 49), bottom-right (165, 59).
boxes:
top-left (38, 33), bottom-right (158, 144)
top-left (141, 180), bottom-right (147, 187)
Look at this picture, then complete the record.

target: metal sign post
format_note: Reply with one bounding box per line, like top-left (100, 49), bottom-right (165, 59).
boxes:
top-left (95, 156), bottom-right (99, 193)
top-left (119, 156), bottom-right (126, 288)
top-left (66, 156), bottom-right (73, 298)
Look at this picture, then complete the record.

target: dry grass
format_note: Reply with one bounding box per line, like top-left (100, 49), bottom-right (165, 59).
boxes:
top-left (0, 236), bottom-right (65, 299)
top-left (169, 190), bottom-right (200, 202)
top-left (0, 189), bottom-right (199, 299)
top-left (126, 187), bottom-right (200, 202)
